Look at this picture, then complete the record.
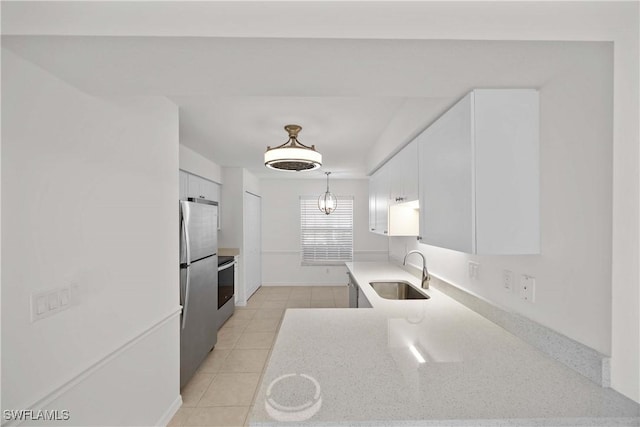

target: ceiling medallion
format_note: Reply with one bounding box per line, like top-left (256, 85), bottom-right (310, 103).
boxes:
top-left (264, 124), bottom-right (322, 172)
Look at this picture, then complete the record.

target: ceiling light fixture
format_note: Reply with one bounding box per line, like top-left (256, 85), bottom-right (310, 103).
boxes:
top-left (318, 172), bottom-right (337, 215)
top-left (264, 124), bottom-right (322, 172)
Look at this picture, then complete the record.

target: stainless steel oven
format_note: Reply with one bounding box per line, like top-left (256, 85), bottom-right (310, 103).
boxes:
top-left (217, 256), bottom-right (236, 328)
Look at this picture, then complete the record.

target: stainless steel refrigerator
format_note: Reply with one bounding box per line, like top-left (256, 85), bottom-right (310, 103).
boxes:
top-left (179, 198), bottom-right (218, 388)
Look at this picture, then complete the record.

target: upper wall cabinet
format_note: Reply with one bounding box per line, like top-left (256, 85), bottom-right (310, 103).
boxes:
top-left (418, 89), bottom-right (539, 254)
top-left (180, 169), bottom-right (221, 229)
top-left (187, 173), bottom-right (220, 202)
top-left (368, 170), bottom-right (378, 233)
top-left (369, 141), bottom-right (419, 236)
top-left (369, 165), bottom-right (390, 235)
top-left (388, 139), bottom-right (419, 205)
top-left (181, 171), bottom-right (221, 202)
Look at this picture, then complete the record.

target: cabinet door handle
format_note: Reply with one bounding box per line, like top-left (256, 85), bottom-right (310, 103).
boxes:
top-left (371, 228), bottom-right (375, 231)
top-left (383, 230), bottom-right (388, 234)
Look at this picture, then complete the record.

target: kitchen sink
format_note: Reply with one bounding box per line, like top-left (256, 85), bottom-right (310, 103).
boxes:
top-left (368, 281), bottom-right (430, 300)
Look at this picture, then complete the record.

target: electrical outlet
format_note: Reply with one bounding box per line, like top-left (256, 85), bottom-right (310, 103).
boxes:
top-left (503, 270), bottom-right (514, 292)
top-left (519, 275), bottom-right (536, 303)
top-left (468, 262), bottom-right (480, 280)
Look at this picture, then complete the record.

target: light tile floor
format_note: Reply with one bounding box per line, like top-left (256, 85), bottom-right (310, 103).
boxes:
top-left (169, 285), bottom-right (349, 427)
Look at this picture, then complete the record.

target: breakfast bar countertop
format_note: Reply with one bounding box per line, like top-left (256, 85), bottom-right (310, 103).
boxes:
top-left (248, 262), bottom-right (640, 426)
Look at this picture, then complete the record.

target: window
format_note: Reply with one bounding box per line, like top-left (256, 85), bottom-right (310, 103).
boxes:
top-left (300, 196), bottom-right (354, 266)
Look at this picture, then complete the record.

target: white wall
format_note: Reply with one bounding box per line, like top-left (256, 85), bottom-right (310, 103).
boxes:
top-left (179, 144), bottom-right (222, 184)
top-left (391, 46), bottom-right (612, 353)
top-left (1, 49), bottom-right (180, 425)
top-left (219, 168), bottom-right (244, 251)
top-left (219, 168), bottom-right (261, 304)
top-left (261, 178), bottom-right (388, 285)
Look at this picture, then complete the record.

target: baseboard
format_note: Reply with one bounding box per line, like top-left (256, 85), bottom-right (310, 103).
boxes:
top-left (156, 395), bottom-right (182, 427)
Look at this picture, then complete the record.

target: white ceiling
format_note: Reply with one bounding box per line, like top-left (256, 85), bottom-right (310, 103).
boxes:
top-left (1, 3), bottom-right (606, 178)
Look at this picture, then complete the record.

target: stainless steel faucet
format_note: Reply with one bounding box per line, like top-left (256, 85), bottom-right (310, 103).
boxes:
top-left (403, 250), bottom-right (431, 289)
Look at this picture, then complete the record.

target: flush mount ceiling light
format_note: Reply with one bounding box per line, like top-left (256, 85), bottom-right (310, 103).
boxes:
top-left (318, 172), bottom-right (337, 215)
top-left (264, 124), bottom-right (322, 172)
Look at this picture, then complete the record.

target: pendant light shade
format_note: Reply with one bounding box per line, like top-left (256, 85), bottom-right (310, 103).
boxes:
top-left (318, 172), bottom-right (337, 215)
top-left (265, 124), bottom-right (322, 172)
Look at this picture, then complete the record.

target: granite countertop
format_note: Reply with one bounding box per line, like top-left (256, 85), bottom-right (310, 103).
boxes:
top-left (248, 262), bottom-right (640, 426)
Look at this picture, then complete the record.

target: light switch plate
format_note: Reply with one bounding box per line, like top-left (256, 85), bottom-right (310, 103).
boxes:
top-left (48, 292), bottom-right (59, 310)
top-left (468, 262), bottom-right (480, 280)
top-left (59, 288), bottom-right (70, 307)
top-left (32, 291), bottom-right (51, 322)
top-left (503, 270), bottom-right (514, 292)
top-left (31, 286), bottom-right (74, 322)
top-left (36, 295), bottom-right (47, 315)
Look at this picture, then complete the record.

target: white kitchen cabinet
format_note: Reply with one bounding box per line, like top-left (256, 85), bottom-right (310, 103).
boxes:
top-left (388, 139), bottom-right (419, 205)
top-left (187, 173), bottom-right (220, 202)
top-left (368, 174), bottom-right (377, 233)
top-left (369, 140), bottom-right (419, 237)
top-left (181, 170), bottom-right (222, 229)
top-left (418, 89), bottom-right (539, 254)
top-left (369, 165), bottom-right (389, 236)
top-left (204, 180), bottom-right (220, 202)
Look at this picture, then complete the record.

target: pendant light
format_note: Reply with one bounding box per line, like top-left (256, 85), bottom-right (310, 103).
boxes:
top-left (318, 172), bottom-right (337, 215)
top-left (264, 124), bottom-right (322, 172)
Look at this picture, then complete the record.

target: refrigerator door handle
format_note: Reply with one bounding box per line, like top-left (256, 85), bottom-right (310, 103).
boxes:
top-left (181, 202), bottom-right (192, 266)
top-left (180, 204), bottom-right (192, 330)
top-left (182, 265), bottom-right (191, 330)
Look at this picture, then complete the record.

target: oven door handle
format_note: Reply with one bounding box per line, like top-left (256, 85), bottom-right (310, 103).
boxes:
top-left (218, 260), bottom-right (237, 272)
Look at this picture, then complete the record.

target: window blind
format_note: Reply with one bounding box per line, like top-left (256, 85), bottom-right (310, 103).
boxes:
top-left (300, 196), bottom-right (354, 266)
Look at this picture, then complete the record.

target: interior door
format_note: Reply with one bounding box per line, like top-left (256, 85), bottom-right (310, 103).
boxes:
top-left (243, 192), bottom-right (262, 300)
